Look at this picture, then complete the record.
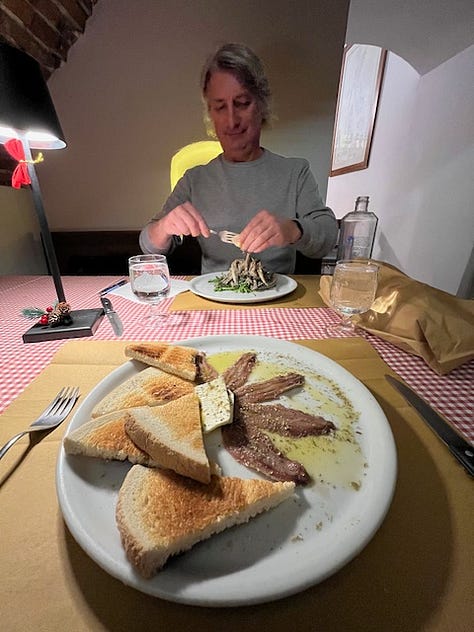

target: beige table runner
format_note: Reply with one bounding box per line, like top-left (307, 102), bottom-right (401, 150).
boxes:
top-left (1, 338), bottom-right (472, 631)
top-left (170, 275), bottom-right (325, 310)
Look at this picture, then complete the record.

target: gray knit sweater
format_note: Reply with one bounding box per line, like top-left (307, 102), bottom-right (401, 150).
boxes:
top-left (140, 149), bottom-right (338, 274)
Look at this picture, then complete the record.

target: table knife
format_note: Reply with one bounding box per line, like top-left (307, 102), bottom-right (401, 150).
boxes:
top-left (100, 296), bottom-right (123, 336)
top-left (385, 374), bottom-right (474, 477)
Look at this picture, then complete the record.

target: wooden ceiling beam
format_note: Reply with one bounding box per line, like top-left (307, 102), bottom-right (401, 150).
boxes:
top-left (0, 0), bottom-right (99, 186)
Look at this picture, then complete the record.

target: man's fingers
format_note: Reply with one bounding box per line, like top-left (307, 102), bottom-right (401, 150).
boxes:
top-left (240, 226), bottom-right (274, 252)
top-left (167, 202), bottom-right (210, 237)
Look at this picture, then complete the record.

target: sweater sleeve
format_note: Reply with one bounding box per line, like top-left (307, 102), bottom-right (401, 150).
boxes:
top-left (294, 162), bottom-right (338, 258)
top-left (138, 174), bottom-right (192, 255)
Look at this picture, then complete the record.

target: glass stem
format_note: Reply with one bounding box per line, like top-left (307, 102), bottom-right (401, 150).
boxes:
top-left (149, 301), bottom-right (166, 321)
top-left (340, 313), bottom-right (354, 331)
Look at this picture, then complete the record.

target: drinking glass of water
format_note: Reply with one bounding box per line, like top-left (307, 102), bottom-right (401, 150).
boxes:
top-left (327, 259), bottom-right (378, 335)
top-left (128, 254), bottom-right (171, 326)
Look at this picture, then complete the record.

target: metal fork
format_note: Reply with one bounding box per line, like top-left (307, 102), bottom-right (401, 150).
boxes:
top-left (0, 386), bottom-right (80, 460)
top-left (210, 229), bottom-right (240, 245)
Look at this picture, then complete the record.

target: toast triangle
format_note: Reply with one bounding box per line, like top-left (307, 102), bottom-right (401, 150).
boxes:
top-left (91, 366), bottom-right (194, 418)
top-left (125, 342), bottom-right (202, 381)
top-left (124, 392), bottom-right (210, 483)
top-left (64, 409), bottom-right (159, 466)
top-left (116, 465), bottom-right (295, 578)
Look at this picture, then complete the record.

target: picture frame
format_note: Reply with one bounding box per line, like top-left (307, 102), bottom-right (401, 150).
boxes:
top-left (330, 44), bottom-right (387, 176)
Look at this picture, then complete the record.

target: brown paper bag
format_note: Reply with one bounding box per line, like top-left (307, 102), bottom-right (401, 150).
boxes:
top-left (319, 262), bottom-right (474, 374)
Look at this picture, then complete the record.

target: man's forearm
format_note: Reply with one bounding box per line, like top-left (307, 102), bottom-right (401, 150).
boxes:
top-left (139, 220), bottom-right (173, 254)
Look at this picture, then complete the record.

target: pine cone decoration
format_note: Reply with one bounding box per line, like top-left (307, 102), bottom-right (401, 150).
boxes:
top-left (47, 311), bottom-right (61, 326)
top-left (49, 301), bottom-right (73, 327)
top-left (21, 301), bottom-right (73, 327)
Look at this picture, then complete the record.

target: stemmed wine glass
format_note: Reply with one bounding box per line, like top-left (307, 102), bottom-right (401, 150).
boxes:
top-left (326, 259), bottom-right (379, 335)
top-left (128, 254), bottom-right (171, 326)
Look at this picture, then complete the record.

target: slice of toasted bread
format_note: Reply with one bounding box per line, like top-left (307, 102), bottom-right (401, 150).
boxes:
top-left (116, 465), bottom-right (295, 578)
top-left (124, 392), bottom-right (210, 483)
top-left (63, 409), bottom-right (159, 466)
top-left (125, 342), bottom-right (202, 381)
top-left (91, 366), bottom-right (194, 418)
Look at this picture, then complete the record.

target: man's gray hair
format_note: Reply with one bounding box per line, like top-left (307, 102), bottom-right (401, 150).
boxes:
top-left (200, 43), bottom-right (273, 135)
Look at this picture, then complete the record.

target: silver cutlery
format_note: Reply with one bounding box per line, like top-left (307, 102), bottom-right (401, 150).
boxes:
top-left (0, 386), bottom-right (80, 460)
top-left (100, 295), bottom-right (124, 336)
top-left (99, 279), bottom-right (127, 295)
top-left (385, 375), bottom-right (474, 476)
top-left (210, 229), bottom-right (240, 245)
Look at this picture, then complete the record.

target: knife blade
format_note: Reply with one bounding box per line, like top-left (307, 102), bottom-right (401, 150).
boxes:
top-left (100, 296), bottom-right (124, 336)
top-left (385, 374), bottom-right (474, 476)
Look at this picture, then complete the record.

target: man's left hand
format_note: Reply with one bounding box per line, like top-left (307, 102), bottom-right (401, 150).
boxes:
top-left (238, 210), bottom-right (302, 253)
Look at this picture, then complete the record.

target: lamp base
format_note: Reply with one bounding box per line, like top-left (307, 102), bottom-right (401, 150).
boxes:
top-left (22, 308), bottom-right (104, 343)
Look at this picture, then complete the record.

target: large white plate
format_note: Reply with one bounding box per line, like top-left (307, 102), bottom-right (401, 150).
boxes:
top-left (189, 272), bottom-right (297, 303)
top-left (56, 335), bottom-right (397, 607)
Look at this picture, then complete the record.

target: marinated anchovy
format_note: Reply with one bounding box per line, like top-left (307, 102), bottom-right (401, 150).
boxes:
top-left (196, 355), bottom-right (219, 383)
top-left (210, 254), bottom-right (277, 293)
top-left (222, 416), bottom-right (310, 485)
top-left (223, 352), bottom-right (257, 391)
top-left (234, 373), bottom-right (304, 403)
top-left (237, 403), bottom-right (335, 437)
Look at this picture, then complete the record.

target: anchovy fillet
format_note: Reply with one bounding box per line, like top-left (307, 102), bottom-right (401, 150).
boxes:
top-left (234, 372), bottom-right (304, 403)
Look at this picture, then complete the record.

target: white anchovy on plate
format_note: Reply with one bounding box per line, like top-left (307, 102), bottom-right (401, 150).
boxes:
top-left (211, 254), bottom-right (277, 292)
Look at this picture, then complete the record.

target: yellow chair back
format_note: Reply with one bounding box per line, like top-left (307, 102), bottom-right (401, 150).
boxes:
top-left (170, 140), bottom-right (222, 190)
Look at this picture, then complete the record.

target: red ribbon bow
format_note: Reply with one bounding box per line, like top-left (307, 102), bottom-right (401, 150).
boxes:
top-left (4, 138), bottom-right (32, 188)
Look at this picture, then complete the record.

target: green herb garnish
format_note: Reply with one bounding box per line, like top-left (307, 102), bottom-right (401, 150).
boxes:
top-left (210, 276), bottom-right (253, 293)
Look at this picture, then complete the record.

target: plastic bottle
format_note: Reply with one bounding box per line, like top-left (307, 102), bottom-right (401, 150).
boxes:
top-left (337, 196), bottom-right (378, 261)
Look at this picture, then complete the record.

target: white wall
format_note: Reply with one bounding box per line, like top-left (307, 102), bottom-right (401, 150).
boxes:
top-left (327, 43), bottom-right (474, 295)
top-left (406, 46), bottom-right (474, 293)
top-left (328, 0), bottom-right (474, 296)
top-left (37, 0), bottom-right (348, 232)
top-left (345, 0), bottom-right (474, 74)
top-left (327, 51), bottom-right (420, 261)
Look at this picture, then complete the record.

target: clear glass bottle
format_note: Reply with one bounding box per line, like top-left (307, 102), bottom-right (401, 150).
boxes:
top-left (337, 196), bottom-right (378, 261)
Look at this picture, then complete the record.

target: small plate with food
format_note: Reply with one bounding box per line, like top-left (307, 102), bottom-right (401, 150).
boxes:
top-left (57, 336), bottom-right (397, 606)
top-left (189, 254), bottom-right (297, 303)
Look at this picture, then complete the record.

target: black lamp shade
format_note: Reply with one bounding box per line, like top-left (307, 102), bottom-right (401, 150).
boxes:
top-left (0, 43), bottom-right (104, 341)
top-left (0, 42), bottom-right (66, 149)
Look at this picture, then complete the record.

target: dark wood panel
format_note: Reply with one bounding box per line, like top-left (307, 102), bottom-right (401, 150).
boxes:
top-left (51, 230), bottom-right (332, 276)
top-left (51, 231), bottom-right (202, 275)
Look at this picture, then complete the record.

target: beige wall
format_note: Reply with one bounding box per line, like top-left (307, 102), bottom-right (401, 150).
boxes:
top-left (38, 0), bottom-right (349, 231)
top-left (0, 187), bottom-right (47, 274)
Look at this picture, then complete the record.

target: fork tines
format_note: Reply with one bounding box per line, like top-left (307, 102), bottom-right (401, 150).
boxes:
top-left (210, 229), bottom-right (239, 245)
top-left (220, 231), bottom-right (239, 244)
top-left (46, 387), bottom-right (80, 417)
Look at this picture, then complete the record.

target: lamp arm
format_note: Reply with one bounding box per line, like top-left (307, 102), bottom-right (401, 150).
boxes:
top-left (20, 136), bottom-right (66, 304)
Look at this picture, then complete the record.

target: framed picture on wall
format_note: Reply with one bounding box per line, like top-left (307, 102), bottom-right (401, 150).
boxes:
top-left (330, 44), bottom-right (387, 176)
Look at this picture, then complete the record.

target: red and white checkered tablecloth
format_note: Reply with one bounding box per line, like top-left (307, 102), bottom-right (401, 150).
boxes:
top-left (1, 275), bottom-right (473, 442)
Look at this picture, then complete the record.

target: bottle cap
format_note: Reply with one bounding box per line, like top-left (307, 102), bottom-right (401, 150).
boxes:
top-left (355, 196), bottom-right (369, 211)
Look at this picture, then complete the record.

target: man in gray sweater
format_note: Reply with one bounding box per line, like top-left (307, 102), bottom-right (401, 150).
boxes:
top-left (140, 43), bottom-right (338, 275)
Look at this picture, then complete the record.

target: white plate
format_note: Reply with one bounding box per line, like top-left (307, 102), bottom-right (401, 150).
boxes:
top-left (189, 272), bottom-right (297, 303)
top-left (56, 335), bottom-right (397, 607)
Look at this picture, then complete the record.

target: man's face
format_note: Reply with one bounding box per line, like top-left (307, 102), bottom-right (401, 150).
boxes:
top-left (205, 70), bottom-right (263, 162)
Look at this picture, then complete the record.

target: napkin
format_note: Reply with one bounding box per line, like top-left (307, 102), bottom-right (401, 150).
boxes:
top-left (319, 261), bottom-right (474, 374)
top-left (108, 280), bottom-right (190, 303)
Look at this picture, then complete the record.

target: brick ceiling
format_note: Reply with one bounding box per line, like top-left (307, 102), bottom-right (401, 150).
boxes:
top-left (0, 0), bottom-right (99, 185)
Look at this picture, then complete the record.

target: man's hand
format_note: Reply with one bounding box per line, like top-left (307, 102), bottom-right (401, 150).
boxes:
top-left (160, 201), bottom-right (211, 238)
top-left (147, 202), bottom-right (210, 250)
top-left (238, 210), bottom-right (302, 253)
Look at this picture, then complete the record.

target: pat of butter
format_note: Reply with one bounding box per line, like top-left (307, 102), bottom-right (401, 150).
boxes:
top-left (195, 376), bottom-right (234, 433)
